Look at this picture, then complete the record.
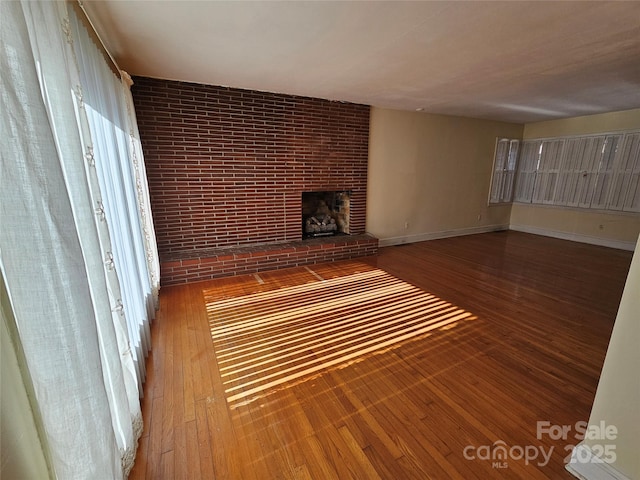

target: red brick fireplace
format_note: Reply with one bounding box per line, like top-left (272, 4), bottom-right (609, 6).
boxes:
top-left (132, 77), bottom-right (377, 285)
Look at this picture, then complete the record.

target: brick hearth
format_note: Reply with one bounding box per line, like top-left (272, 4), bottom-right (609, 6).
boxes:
top-left (160, 235), bottom-right (378, 285)
top-left (132, 77), bottom-right (376, 284)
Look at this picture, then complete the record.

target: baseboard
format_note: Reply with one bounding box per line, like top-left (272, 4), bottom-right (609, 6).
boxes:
top-left (566, 443), bottom-right (631, 480)
top-left (377, 223), bottom-right (637, 251)
top-left (509, 224), bottom-right (637, 251)
top-left (378, 224), bottom-right (509, 247)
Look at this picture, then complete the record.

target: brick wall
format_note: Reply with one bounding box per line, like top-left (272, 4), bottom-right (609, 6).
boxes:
top-left (132, 77), bottom-right (370, 263)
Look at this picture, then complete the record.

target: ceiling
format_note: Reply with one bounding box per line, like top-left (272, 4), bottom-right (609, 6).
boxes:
top-left (84, 1), bottom-right (640, 124)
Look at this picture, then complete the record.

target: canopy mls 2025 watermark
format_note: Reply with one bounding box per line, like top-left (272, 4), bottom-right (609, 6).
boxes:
top-left (462, 420), bottom-right (618, 470)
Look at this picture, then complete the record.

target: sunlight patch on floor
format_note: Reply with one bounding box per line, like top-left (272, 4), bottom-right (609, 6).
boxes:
top-left (205, 267), bottom-right (476, 408)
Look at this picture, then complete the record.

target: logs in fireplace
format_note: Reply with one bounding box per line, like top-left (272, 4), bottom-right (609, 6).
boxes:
top-left (302, 191), bottom-right (350, 238)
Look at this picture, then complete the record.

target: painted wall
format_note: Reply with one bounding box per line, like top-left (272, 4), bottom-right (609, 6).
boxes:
top-left (511, 108), bottom-right (640, 250)
top-left (524, 108), bottom-right (640, 138)
top-left (367, 107), bottom-right (523, 245)
top-left (568, 234), bottom-right (640, 479)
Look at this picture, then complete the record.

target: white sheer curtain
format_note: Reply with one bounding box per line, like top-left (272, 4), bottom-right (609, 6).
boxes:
top-left (121, 70), bottom-right (161, 314)
top-left (68, 6), bottom-right (154, 392)
top-left (0, 1), bottom-right (157, 477)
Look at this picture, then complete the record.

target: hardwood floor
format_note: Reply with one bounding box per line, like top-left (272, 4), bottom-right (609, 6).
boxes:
top-left (129, 231), bottom-right (633, 479)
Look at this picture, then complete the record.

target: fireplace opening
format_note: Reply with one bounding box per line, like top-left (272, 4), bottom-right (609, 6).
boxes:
top-left (302, 191), bottom-right (351, 238)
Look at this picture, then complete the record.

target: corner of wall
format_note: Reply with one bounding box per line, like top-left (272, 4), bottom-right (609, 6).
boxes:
top-left (367, 107), bottom-right (522, 244)
top-left (510, 109), bottom-right (640, 250)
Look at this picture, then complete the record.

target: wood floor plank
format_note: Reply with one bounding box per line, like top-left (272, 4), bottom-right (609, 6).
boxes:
top-left (184, 420), bottom-right (202, 479)
top-left (338, 426), bottom-right (383, 480)
top-left (180, 288), bottom-right (195, 424)
top-left (159, 287), bottom-right (177, 455)
top-left (130, 231), bottom-right (632, 479)
top-left (300, 435), bottom-right (340, 480)
top-left (144, 395), bottom-right (164, 480)
top-left (128, 432), bottom-right (148, 479)
top-left (226, 408), bottom-right (260, 480)
top-left (328, 372), bottom-right (405, 462)
top-left (172, 423), bottom-right (187, 480)
top-left (194, 399), bottom-right (215, 479)
top-left (160, 450), bottom-right (174, 480)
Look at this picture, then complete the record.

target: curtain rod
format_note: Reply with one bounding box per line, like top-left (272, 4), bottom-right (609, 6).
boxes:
top-left (69, 0), bottom-right (121, 78)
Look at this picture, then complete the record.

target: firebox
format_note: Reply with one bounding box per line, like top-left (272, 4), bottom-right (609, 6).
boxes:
top-left (302, 191), bottom-right (351, 238)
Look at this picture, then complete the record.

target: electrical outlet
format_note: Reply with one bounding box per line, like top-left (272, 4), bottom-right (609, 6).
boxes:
top-left (477, 214), bottom-right (482, 221)
top-left (404, 221), bottom-right (409, 230)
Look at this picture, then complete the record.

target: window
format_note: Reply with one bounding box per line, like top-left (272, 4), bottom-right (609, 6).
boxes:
top-left (608, 133), bottom-right (640, 212)
top-left (590, 135), bottom-right (621, 209)
top-left (514, 141), bottom-right (539, 203)
top-left (512, 130), bottom-right (640, 213)
top-left (489, 138), bottom-right (519, 204)
top-left (532, 139), bottom-right (564, 204)
top-left (555, 137), bottom-right (590, 207)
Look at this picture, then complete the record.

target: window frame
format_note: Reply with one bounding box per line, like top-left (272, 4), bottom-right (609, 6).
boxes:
top-left (488, 138), bottom-right (520, 205)
top-left (512, 129), bottom-right (640, 214)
